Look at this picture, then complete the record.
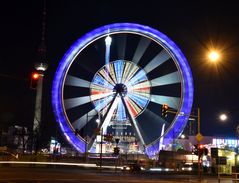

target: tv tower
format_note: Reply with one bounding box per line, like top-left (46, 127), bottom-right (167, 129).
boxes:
top-left (32, 0), bottom-right (48, 139)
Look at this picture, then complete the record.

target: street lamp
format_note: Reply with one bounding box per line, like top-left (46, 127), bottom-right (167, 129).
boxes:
top-left (208, 50), bottom-right (221, 63)
top-left (181, 134), bottom-right (185, 139)
top-left (96, 118), bottom-right (100, 124)
top-left (219, 113), bottom-right (228, 121)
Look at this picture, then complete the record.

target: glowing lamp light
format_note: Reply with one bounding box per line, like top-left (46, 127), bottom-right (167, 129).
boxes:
top-left (208, 51), bottom-right (220, 62)
top-left (105, 35), bottom-right (112, 46)
top-left (219, 113), bottom-right (227, 121)
top-left (163, 104), bottom-right (169, 110)
top-left (96, 119), bottom-right (100, 123)
top-left (181, 134), bottom-right (185, 139)
top-left (32, 73), bottom-right (40, 80)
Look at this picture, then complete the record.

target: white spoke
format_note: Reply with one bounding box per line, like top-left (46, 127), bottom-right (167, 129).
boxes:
top-left (72, 109), bottom-right (97, 130)
top-left (101, 95), bottom-right (120, 134)
top-left (151, 71), bottom-right (181, 87)
top-left (150, 94), bottom-right (180, 110)
top-left (65, 75), bottom-right (91, 88)
top-left (132, 37), bottom-right (151, 64)
top-left (144, 49), bottom-right (170, 74)
top-left (64, 96), bottom-right (91, 110)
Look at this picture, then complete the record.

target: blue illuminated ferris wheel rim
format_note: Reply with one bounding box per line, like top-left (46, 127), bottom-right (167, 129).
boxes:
top-left (52, 23), bottom-right (194, 155)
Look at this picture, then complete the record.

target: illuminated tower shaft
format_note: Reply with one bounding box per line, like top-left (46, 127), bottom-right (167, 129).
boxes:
top-left (33, 72), bottom-right (44, 132)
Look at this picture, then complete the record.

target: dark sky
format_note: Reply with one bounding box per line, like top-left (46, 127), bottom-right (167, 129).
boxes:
top-left (0, 0), bottom-right (239, 144)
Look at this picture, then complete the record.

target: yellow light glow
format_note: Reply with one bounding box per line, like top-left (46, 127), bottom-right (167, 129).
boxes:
top-left (208, 51), bottom-right (220, 62)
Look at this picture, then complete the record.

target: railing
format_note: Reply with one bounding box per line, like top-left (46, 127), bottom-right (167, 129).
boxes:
top-left (218, 172), bottom-right (239, 182)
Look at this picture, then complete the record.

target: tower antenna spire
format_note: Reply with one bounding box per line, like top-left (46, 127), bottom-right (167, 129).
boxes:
top-left (38, 0), bottom-right (47, 61)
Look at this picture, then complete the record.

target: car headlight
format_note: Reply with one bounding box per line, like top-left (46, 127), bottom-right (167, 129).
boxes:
top-left (140, 167), bottom-right (145, 170)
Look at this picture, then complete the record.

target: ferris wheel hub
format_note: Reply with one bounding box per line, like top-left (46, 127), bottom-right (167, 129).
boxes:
top-left (113, 83), bottom-right (127, 97)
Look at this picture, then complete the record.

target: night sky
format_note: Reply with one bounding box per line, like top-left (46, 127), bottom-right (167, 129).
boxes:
top-left (0, 0), bottom-right (239, 145)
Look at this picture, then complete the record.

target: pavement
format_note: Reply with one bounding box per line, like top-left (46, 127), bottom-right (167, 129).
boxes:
top-left (0, 166), bottom-right (235, 183)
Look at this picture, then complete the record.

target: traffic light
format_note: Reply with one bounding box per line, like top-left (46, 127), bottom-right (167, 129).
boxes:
top-left (30, 72), bottom-right (40, 89)
top-left (193, 144), bottom-right (208, 156)
top-left (113, 147), bottom-right (120, 155)
top-left (198, 144), bottom-right (204, 157)
top-left (193, 144), bottom-right (199, 155)
top-left (162, 104), bottom-right (169, 118)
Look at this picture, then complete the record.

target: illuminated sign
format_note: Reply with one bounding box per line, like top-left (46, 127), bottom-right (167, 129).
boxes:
top-left (212, 138), bottom-right (239, 148)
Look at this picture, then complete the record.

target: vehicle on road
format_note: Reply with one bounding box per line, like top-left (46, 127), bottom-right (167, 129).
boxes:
top-left (181, 163), bottom-right (198, 172)
top-left (121, 163), bottom-right (145, 173)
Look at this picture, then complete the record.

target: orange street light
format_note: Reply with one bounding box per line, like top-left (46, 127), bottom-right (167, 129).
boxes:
top-left (208, 51), bottom-right (220, 63)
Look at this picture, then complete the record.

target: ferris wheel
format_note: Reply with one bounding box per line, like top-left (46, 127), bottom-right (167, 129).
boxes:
top-left (52, 23), bottom-right (194, 157)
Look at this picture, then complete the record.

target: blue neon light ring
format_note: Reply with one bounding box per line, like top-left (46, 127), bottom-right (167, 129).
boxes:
top-left (52, 23), bottom-right (194, 155)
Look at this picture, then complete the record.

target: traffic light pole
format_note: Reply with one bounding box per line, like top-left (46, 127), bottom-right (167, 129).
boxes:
top-left (197, 108), bottom-right (202, 182)
top-left (164, 106), bottom-right (202, 181)
top-left (100, 128), bottom-right (103, 172)
top-left (197, 108), bottom-right (200, 134)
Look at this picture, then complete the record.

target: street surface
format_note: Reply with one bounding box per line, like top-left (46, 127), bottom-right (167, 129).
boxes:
top-left (0, 166), bottom-right (234, 183)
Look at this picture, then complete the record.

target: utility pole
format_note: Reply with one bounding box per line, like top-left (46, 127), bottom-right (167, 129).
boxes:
top-left (100, 128), bottom-right (103, 172)
top-left (196, 108), bottom-right (203, 181)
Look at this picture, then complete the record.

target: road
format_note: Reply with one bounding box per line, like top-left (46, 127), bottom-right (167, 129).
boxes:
top-left (0, 166), bottom-right (232, 183)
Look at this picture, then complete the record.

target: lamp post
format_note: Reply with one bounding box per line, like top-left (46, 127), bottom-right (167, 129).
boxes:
top-left (84, 113), bottom-right (89, 163)
top-left (84, 113), bottom-right (101, 163)
top-left (100, 128), bottom-right (103, 172)
top-left (95, 113), bottom-right (103, 172)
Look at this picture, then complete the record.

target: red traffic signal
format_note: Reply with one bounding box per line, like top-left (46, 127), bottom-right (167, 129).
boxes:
top-left (30, 72), bottom-right (40, 89)
top-left (193, 144), bottom-right (208, 156)
top-left (199, 144), bottom-right (204, 149)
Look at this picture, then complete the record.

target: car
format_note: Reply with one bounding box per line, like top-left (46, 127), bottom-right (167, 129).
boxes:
top-left (129, 163), bottom-right (141, 173)
top-left (181, 163), bottom-right (198, 172)
top-left (149, 167), bottom-right (174, 172)
top-left (121, 163), bottom-right (145, 173)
